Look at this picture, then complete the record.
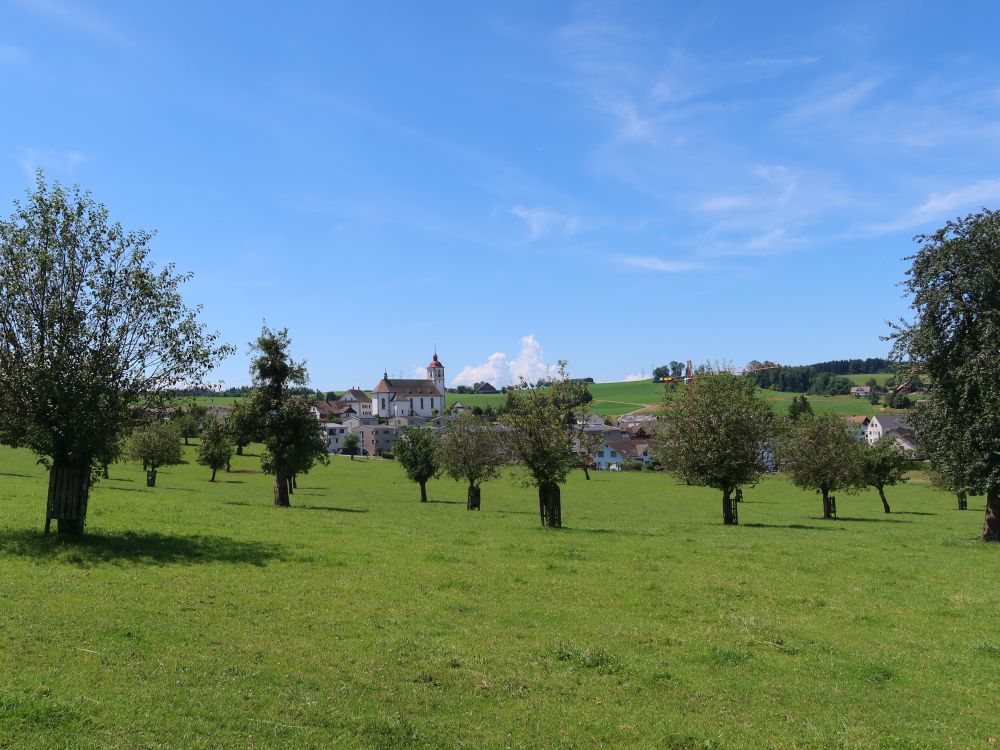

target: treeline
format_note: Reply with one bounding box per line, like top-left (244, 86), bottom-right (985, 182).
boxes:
top-left (805, 358), bottom-right (889, 375)
top-left (750, 367), bottom-right (854, 395)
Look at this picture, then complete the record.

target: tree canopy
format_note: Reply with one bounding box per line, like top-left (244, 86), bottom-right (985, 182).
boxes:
top-left (127, 421), bottom-right (183, 487)
top-left (247, 326), bottom-right (326, 506)
top-left (436, 414), bottom-right (506, 509)
top-left (393, 426), bottom-right (439, 503)
top-left (890, 208), bottom-right (1000, 540)
top-left (781, 413), bottom-right (862, 519)
top-left (860, 437), bottom-right (909, 514)
top-left (499, 364), bottom-right (584, 527)
top-left (653, 372), bottom-right (777, 524)
top-left (0, 173), bottom-right (231, 534)
top-left (197, 415), bottom-right (233, 482)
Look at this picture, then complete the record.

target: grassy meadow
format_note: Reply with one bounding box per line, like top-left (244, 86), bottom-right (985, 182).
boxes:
top-left (1, 443), bottom-right (998, 749)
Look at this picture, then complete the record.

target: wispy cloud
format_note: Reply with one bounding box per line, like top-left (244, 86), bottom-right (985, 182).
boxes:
top-left (623, 372), bottom-right (646, 382)
top-left (453, 335), bottom-right (561, 387)
top-left (869, 180), bottom-right (1000, 234)
top-left (786, 77), bottom-right (882, 121)
top-left (10, 0), bottom-right (134, 48)
top-left (622, 256), bottom-right (704, 272)
top-left (19, 147), bottom-right (90, 179)
top-left (510, 205), bottom-right (579, 240)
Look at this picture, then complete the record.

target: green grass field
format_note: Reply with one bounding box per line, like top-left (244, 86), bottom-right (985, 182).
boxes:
top-left (1, 443), bottom-right (996, 749)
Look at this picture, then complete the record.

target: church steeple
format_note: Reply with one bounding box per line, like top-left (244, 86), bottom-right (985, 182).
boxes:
top-left (426, 350), bottom-right (445, 395)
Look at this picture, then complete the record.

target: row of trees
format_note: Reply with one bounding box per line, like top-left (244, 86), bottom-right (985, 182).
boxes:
top-left (0, 175), bottom-right (997, 540)
top-left (653, 373), bottom-right (910, 524)
top-left (393, 365), bottom-right (589, 526)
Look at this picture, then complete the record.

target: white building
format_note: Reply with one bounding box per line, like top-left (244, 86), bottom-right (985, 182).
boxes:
top-left (370, 352), bottom-right (447, 418)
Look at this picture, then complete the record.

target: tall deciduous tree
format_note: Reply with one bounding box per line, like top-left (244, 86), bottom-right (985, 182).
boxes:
top-left (247, 327), bottom-right (326, 507)
top-left (0, 174), bottom-right (230, 534)
top-left (781, 413), bottom-right (862, 519)
top-left (653, 371), bottom-right (777, 525)
top-left (394, 426), bottom-right (438, 502)
top-left (500, 364), bottom-right (583, 528)
top-left (197, 415), bottom-right (233, 482)
top-left (890, 209), bottom-right (1000, 540)
top-left (860, 437), bottom-right (909, 513)
top-left (436, 414), bottom-right (506, 509)
top-left (127, 421), bottom-right (184, 487)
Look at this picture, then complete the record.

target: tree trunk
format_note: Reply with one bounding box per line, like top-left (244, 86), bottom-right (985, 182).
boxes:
top-left (45, 464), bottom-right (90, 536)
top-left (274, 465), bottom-right (290, 507)
top-left (735, 487), bottom-right (744, 503)
top-left (538, 483), bottom-right (562, 528)
top-left (349, 452), bottom-right (354, 461)
top-left (146, 470), bottom-right (157, 487)
top-left (236, 444), bottom-right (244, 456)
top-left (210, 469), bottom-right (217, 482)
top-left (292, 475), bottom-right (297, 489)
top-left (821, 487), bottom-right (834, 519)
top-left (287, 476), bottom-right (294, 496)
top-left (878, 486), bottom-right (890, 513)
top-left (102, 464), bottom-right (109, 480)
top-left (582, 465), bottom-right (590, 480)
top-left (981, 486), bottom-right (1000, 542)
top-left (467, 485), bottom-right (481, 511)
top-left (419, 481), bottom-right (428, 503)
top-left (957, 492), bottom-right (968, 510)
top-left (722, 488), bottom-right (737, 525)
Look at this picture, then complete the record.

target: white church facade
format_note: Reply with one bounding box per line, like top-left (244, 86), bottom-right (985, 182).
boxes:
top-left (370, 353), bottom-right (447, 418)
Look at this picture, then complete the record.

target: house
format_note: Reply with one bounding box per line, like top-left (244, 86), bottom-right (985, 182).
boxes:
top-left (885, 428), bottom-right (918, 457)
top-left (474, 382), bottom-right (498, 394)
top-left (450, 400), bottom-right (469, 415)
top-left (590, 439), bottom-right (653, 470)
top-left (359, 424), bottom-right (395, 457)
top-left (850, 385), bottom-right (872, 398)
top-left (843, 415), bottom-right (871, 441)
top-left (323, 423), bottom-right (349, 454)
top-left (310, 400), bottom-right (357, 422)
top-left (371, 353), bottom-right (447, 418)
top-left (338, 389), bottom-right (373, 415)
top-left (866, 415), bottom-right (911, 445)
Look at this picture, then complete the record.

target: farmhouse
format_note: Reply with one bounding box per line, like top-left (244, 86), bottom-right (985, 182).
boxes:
top-left (850, 385), bottom-right (872, 398)
top-left (843, 415), bottom-right (871, 441)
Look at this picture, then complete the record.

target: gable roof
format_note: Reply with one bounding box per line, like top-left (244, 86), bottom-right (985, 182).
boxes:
top-left (372, 378), bottom-right (441, 397)
top-left (843, 416), bottom-right (870, 425)
top-left (872, 415), bottom-right (910, 432)
top-left (340, 389), bottom-right (371, 403)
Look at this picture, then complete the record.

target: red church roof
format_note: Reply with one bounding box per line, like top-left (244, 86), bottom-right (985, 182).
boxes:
top-left (427, 353), bottom-right (444, 369)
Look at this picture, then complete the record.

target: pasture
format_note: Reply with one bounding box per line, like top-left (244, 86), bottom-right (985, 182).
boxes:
top-left (0, 443), bottom-right (996, 749)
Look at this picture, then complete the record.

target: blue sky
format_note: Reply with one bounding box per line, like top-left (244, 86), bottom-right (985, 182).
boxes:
top-left (2, 1), bottom-right (999, 389)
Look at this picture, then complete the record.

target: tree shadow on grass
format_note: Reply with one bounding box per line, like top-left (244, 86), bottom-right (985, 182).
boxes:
top-left (0, 529), bottom-right (287, 567)
top-left (565, 526), bottom-right (664, 538)
top-left (893, 511), bottom-right (937, 516)
top-left (0, 471), bottom-right (33, 478)
top-left (297, 504), bottom-right (367, 513)
top-left (808, 516), bottom-right (913, 524)
top-left (743, 522), bottom-right (842, 532)
top-left (427, 499), bottom-right (465, 505)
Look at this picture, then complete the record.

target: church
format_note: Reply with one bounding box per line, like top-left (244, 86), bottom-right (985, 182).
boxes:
top-left (371, 352), bottom-right (447, 418)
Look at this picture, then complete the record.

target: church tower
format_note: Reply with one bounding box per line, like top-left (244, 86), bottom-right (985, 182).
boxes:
top-left (427, 351), bottom-right (445, 395)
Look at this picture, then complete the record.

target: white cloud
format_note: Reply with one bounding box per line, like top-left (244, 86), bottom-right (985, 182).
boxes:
top-left (787, 77), bottom-right (882, 121)
top-left (19, 147), bottom-right (89, 180)
top-left (453, 335), bottom-right (561, 387)
top-left (510, 206), bottom-right (579, 240)
top-left (623, 373), bottom-right (646, 382)
top-left (622, 256), bottom-right (703, 272)
top-left (870, 179), bottom-right (1000, 234)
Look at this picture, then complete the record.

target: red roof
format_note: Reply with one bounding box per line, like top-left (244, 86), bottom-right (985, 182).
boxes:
top-left (427, 353), bottom-right (444, 369)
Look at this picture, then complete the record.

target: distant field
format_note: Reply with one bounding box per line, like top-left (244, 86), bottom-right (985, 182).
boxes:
top-left (1, 443), bottom-right (996, 748)
top-left (844, 373), bottom-right (894, 386)
top-left (197, 378), bottom-right (912, 420)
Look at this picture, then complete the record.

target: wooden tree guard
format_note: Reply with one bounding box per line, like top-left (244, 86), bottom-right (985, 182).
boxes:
top-left (45, 466), bottom-right (90, 535)
top-left (828, 494), bottom-right (838, 519)
top-left (726, 496), bottom-right (739, 525)
top-left (467, 486), bottom-right (481, 511)
top-left (958, 492), bottom-right (968, 510)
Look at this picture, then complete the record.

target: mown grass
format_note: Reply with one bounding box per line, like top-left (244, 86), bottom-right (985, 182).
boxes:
top-left (1, 443), bottom-right (997, 749)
